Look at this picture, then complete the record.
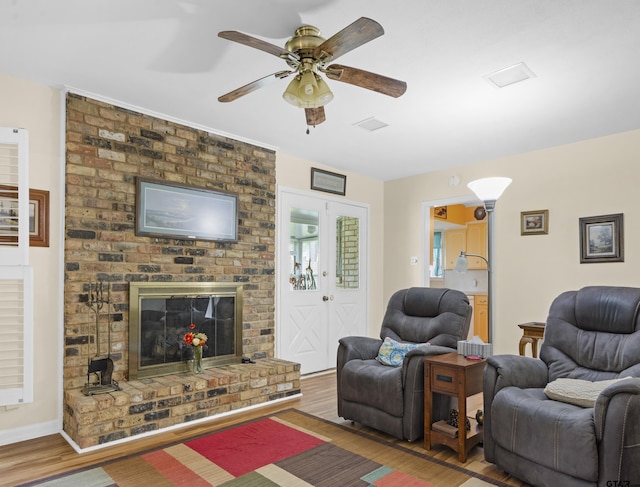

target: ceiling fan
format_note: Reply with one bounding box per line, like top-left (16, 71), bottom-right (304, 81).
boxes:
top-left (218, 17), bottom-right (407, 129)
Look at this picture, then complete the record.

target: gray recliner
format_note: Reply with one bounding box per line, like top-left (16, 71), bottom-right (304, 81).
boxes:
top-left (484, 286), bottom-right (640, 487)
top-left (337, 287), bottom-right (472, 441)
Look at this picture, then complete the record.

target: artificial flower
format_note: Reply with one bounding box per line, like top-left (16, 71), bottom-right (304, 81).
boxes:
top-left (183, 323), bottom-right (207, 347)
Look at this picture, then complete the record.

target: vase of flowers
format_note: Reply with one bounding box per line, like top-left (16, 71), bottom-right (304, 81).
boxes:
top-left (184, 324), bottom-right (207, 374)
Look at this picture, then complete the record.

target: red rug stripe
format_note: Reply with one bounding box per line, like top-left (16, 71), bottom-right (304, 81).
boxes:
top-left (185, 417), bottom-right (325, 477)
top-left (142, 449), bottom-right (211, 486)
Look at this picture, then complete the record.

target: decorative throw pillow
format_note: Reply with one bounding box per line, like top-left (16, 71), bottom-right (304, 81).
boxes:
top-left (544, 377), bottom-right (632, 408)
top-left (376, 337), bottom-right (428, 367)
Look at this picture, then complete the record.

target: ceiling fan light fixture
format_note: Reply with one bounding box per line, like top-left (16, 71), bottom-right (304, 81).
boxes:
top-left (282, 73), bottom-right (333, 108)
top-left (220, 18), bottom-right (405, 126)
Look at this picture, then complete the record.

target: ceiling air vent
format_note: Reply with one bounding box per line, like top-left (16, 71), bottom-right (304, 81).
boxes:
top-left (353, 117), bottom-right (389, 132)
top-left (484, 62), bottom-right (536, 88)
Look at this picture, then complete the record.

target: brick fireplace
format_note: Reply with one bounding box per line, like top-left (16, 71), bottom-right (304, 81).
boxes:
top-left (63, 93), bottom-right (299, 449)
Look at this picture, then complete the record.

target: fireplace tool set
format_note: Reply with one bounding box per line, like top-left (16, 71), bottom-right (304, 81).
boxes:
top-left (83, 280), bottom-right (120, 395)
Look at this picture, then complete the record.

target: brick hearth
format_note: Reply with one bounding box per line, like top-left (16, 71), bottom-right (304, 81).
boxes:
top-left (65, 359), bottom-right (300, 450)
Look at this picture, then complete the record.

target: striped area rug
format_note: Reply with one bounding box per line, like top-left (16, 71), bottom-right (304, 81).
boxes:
top-left (19, 409), bottom-right (514, 487)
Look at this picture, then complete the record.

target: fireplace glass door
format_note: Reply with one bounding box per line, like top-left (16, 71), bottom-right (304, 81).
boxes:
top-left (139, 296), bottom-right (235, 367)
top-left (129, 282), bottom-right (243, 379)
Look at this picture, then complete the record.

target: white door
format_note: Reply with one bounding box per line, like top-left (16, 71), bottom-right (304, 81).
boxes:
top-left (277, 189), bottom-right (368, 374)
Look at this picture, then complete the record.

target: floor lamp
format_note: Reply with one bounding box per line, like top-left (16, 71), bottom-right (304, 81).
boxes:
top-left (458, 177), bottom-right (512, 343)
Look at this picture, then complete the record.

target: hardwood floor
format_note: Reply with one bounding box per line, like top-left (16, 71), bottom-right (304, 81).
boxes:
top-left (0, 371), bottom-right (526, 486)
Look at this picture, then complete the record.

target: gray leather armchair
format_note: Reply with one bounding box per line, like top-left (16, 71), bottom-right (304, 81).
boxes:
top-left (337, 287), bottom-right (472, 441)
top-left (484, 286), bottom-right (640, 487)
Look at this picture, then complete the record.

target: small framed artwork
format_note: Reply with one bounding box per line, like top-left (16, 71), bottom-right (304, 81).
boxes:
top-left (434, 206), bottom-right (447, 219)
top-left (521, 210), bottom-right (549, 236)
top-left (579, 213), bottom-right (624, 263)
top-left (136, 178), bottom-right (238, 242)
top-left (310, 168), bottom-right (346, 196)
top-left (0, 186), bottom-right (49, 247)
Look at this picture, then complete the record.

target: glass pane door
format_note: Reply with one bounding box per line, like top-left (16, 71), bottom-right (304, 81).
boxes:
top-left (335, 215), bottom-right (359, 290)
top-left (326, 203), bottom-right (367, 368)
top-left (289, 207), bottom-right (319, 291)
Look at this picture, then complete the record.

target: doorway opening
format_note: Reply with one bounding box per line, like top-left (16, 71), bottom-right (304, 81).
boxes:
top-left (422, 197), bottom-right (489, 342)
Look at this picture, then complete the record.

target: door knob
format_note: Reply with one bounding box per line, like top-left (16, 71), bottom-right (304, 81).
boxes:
top-left (323, 295), bottom-right (329, 301)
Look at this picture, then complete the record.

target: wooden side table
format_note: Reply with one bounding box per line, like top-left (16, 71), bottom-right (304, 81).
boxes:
top-left (517, 322), bottom-right (545, 358)
top-left (424, 353), bottom-right (486, 462)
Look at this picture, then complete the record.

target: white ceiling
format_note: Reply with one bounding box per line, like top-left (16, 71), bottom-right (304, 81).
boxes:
top-left (2, 0), bottom-right (640, 181)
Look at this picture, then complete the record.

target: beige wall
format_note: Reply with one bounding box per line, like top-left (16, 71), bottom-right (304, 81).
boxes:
top-left (4, 68), bottom-right (640, 444)
top-left (0, 73), bottom-right (62, 439)
top-left (385, 129), bottom-right (640, 355)
top-left (276, 153), bottom-right (386, 335)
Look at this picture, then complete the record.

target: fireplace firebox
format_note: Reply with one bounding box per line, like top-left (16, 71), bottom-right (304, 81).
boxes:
top-left (128, 282), bottom-right (243, 379)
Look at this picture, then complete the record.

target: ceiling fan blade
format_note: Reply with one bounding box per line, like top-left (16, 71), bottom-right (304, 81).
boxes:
top-left (219, 31), bottom-right (299, 62)
top-left (305, 107), bottom-right (326, 126)
top-left (218, 71), bottom-right (293, 103)
top-left (325, 64), bottom-right (407, 98)
top-left (313, 17), bottom-right (384, 63)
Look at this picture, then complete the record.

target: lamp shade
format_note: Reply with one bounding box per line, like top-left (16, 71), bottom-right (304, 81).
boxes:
top-left (454, 252), bottom-right (468, 273)
top-left (282, 72), bottom-right (333, 108)
top-left (282, 75), bottom-right (303, 106)
top-left (313, 75), bottom-right (334, 105)
top-left (467, 177), bottom-right (512, 202)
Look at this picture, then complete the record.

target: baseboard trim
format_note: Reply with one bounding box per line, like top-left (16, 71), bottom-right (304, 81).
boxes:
top-left (0, 418), bottom-right (61, 447)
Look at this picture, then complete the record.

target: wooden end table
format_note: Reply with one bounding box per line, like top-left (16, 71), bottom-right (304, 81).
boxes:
top-left (424, 353), bottom-right (486, 462)
top-left (517, 321), bottom-right (545, 358)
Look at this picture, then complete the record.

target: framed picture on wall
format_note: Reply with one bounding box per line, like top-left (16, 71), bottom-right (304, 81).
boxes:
top-left (310, 168), bottom-right (346, 196)
top-left (0, 186), bottom-right (50, 247)
top-left (579, 213), bottom-right (624, 263)
top-left (136, 178), bottom-right (238, 242)
top-left (520, 209), bottom-right (548, 236)
top-left (434, 206), bottom-right (448, 219)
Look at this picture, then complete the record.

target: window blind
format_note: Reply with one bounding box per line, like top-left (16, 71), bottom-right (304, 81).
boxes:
top-left (0, 267), bottom-right (33, 406)
top-left (0, 127), bottom-right (32, 406)
top-left (0, 128), bottom-right (29, 263)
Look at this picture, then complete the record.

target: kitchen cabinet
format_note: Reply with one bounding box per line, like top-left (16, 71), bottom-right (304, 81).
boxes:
top-left (474, 295), bottom-right (488, 342)
top-left (444, 222), bottom-right (487, 270)
top-left (444, 229), bottom-right (466, 269)
top-left (465, 222), bottom-right (487, 269)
